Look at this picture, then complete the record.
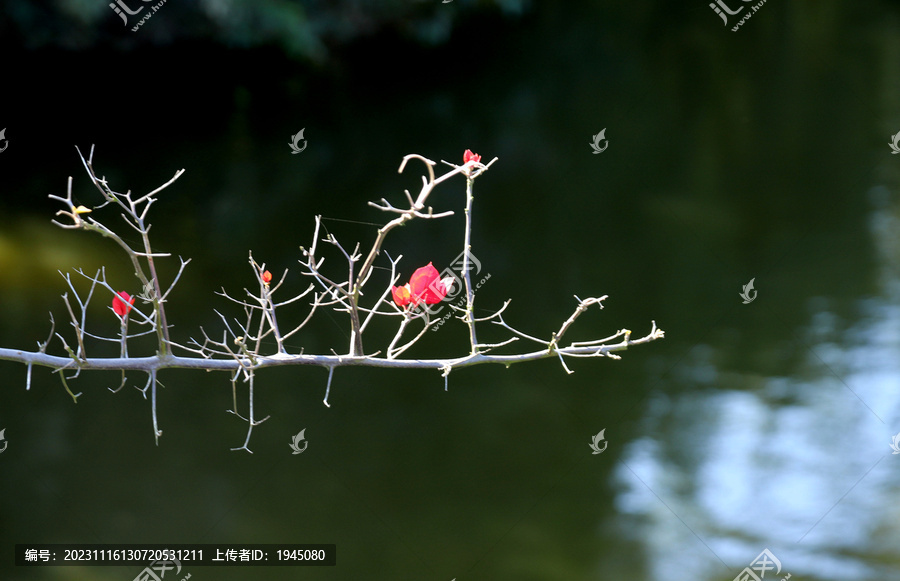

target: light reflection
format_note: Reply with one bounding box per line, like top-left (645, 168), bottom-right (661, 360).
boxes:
top-left (613, 198), bottom-right (900, 580)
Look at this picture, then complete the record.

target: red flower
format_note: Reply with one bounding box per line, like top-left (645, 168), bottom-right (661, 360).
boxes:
top-left (392, 262), bottom-right (448, 308)
top-left (392, 284), bottom-right (411, 307)
top-left (262, 270), bottom-right (273, 284)
top-left (112, 291), bottom-right (134, 318)
top-left (463, 149), bottom-right (481, 164)
top-left (409, 263), bottom-right (447, 304)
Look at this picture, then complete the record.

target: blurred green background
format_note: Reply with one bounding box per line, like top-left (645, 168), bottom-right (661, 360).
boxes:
top-left (2, 0), bottom-right (900, 579)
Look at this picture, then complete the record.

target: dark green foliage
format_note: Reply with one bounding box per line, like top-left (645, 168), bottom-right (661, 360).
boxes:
top-left (0, 0), bottom-right (531, 62)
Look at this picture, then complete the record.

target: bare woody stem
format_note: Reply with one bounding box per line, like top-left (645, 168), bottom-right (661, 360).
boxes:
top-left (141, 233), bottom-right (171, 354)
top-left (0, 320), bottom-right (664, 373)
top-left (462, 176), bottom-right (478, 354)
top-left (356, 155), bottom-right (439, 284)
top-left (354, 155), bottom-right (492, 356)
top-left (72, 146), bottom-right (184, 355)
top-left (352, 155), bottom-right (448, 355)
top-left (344, 243), bottom-right (363, 356)
top-left (349, 285), bottom-right (363, 356)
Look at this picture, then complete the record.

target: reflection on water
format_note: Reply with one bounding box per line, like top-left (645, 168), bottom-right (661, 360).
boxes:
top-left (615, 195), bottom-right (900, 580)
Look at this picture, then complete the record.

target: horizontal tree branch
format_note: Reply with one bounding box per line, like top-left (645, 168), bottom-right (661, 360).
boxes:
top-left (20, 146), bottom-right (665, 450)
top-left (0, 322), bottom-right (663, 375)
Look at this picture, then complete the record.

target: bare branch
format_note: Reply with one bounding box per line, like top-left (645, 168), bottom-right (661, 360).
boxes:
top-left (3, 148), bottom-right (664, 452)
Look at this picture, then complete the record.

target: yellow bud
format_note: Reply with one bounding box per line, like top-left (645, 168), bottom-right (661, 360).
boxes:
top-left (74, 205), bottom-right (92, 215)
